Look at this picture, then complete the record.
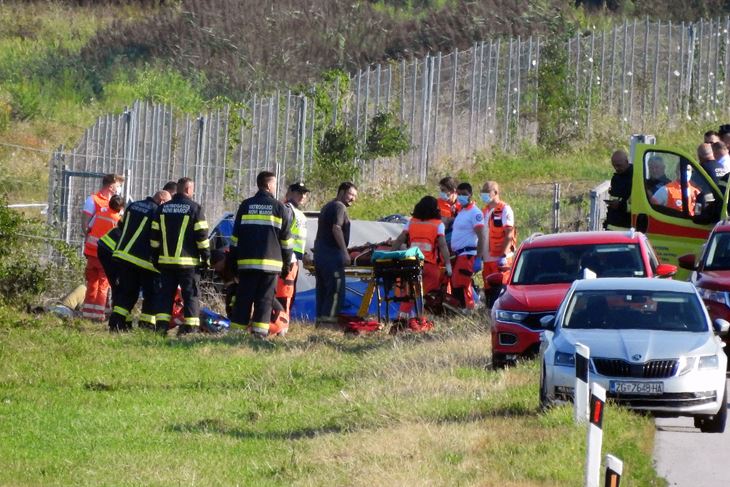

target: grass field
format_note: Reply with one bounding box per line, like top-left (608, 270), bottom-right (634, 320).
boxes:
top-left (0, 307), bottom-right (665, 486)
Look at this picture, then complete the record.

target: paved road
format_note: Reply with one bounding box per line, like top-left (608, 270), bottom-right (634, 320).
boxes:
top-left (653, 378), bottom-right (730, 487)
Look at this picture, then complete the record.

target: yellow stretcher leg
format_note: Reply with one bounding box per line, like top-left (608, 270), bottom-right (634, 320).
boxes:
top-left (358, 280), bottom-right (376, 317)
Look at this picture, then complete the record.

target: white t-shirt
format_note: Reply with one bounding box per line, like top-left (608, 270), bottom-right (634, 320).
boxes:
top-left (718, 154), bottom-right (730, 177)
top-left (83, 195), bottom-right (97, 215)
top-left (450, 203), bottom-right (484, 255)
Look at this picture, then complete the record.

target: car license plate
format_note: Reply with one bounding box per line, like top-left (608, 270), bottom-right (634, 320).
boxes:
top-left (609, 381), bottom-right (663, 395)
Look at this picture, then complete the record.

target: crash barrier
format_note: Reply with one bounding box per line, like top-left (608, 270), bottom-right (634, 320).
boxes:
top-left (604, 454), bottom-right (623, 487)
top-left (574, 345), bottom-right (624, 487)
top-left (585, 383), bottom-right (607, 487)
top-left (575, 342), bottom-right (591, 424)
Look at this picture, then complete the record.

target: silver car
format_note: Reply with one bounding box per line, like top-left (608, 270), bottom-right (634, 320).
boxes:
top-left (539, 277), bottom-right (729, 433)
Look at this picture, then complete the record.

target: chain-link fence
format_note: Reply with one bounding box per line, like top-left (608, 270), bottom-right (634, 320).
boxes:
top-left (47, 17), bottom-right (730, 244)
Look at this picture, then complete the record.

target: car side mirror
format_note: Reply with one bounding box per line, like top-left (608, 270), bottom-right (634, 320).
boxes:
top-left (486, 272), bottom-right (505, 288)
top-left (713, 318), bottom-right (730, 336)
top-left (677, 254), bottom-right (696, 271)
top-left (540, 314), bottom-right (555, 331)
top-left (655, 263), bottom-right (677, 278)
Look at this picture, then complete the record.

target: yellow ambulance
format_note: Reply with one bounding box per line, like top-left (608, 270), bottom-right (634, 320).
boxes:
top-left (630, 142), bottom-right (727, 278)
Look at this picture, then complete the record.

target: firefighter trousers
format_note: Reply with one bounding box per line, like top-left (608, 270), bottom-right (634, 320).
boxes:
top-left (231, 270), bottom-right (277, 335)
top-left (109, 261), bottom-right (160, 331)
top-left (156, 268), bottom-right (201, 329)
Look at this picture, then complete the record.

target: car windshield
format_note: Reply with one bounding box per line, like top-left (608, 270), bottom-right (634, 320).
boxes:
top-left (704, 232), bottom-right (730, 270)
top-left (511, 244), bottom-right (646, 285)
top-left (562, 290), bottom-right (707, 332)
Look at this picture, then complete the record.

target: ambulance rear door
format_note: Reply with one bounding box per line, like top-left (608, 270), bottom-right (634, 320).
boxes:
top-left (631, 144), bottom-right (720, 278)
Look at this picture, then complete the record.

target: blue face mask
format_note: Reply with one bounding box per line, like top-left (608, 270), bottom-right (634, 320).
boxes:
top-left (457, 195), bottom-right (470, 206)
top-left (439, 191), bottom-right (450, 201)
top-left (480, 192), bottom-right (492, 204)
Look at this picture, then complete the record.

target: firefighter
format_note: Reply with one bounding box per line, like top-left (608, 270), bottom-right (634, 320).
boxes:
top-left (81, 177), bottom-right (124, 322)
top-left (228, 171), bottom-right (294, 338)
top-left (97, 221), bottom-right (122, 325)
top-left (480, 181), bottom-right (516, 307)
top-left (275, 182), bottom-right (309, 316)
top-left (150, 178), bottom-right (210, 335)
top-left (449, 183), bottom-right (486, 310)
top-left (391, 196), bottom-right (452, 316)
top-left (108, 190), bottom-right (172, 332)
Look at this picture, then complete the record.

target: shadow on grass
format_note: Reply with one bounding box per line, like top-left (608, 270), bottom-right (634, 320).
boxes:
top-left (166, 417), bottom-right (347, 440)
top-left (430, 404), bottom-right (542, 424)
top-left (129, 327), bottom-right (407, 355)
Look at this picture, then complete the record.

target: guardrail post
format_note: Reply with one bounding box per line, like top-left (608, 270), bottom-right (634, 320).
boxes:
top-left (585, 383), bottom-right (606, 487)
top-left (604, 454), bottom-right (623, 487)
top-left (575, 342), bottom-right (590, 423)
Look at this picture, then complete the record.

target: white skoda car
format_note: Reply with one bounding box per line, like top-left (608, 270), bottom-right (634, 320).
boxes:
top-left (539, 278), bottom-right (729, 433)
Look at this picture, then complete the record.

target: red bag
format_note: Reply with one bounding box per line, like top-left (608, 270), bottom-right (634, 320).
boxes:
top-left (339, 315), bottom-right (382, 334)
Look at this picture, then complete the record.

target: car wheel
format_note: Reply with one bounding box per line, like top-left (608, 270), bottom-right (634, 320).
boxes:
top-left (539, 363), bottom-right (552, 411)
top-left (492, 351), bottom-right (507, 370)
top-left (698, 385), bottom-right (728, 434)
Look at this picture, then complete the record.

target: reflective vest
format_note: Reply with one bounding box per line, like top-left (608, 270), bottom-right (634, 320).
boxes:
top-left (288, 203), bottom-right (307, 259)
top-left (438, 198), bottom-right (460, 219)
top-left (664, 181), bottom-right (699, 216)
top-left (485, 201), bottom-right (516, 258)
top-left (84, 193), bottom-right (121, 257)
top-left (408, 218), bottom-right (441, 264)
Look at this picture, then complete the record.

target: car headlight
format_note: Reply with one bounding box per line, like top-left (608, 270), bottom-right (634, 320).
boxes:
top-left (698, 355), bottom-right (720, 370)
top-left (677, 356), bottom-right (698, 375)
top-left (496, 310), bottom-right (529, 322)
top-left (699, 288), bottom-right (730, 306)
top-left (554, 351), bottom-right (575, 367)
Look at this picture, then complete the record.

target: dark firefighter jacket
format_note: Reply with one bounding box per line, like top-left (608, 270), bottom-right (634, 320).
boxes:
top-left (150, 193), bottom-right (210, 268)
top-left (113, 196), bottom-right (159, 272)
top-left (230, 190), bottom-right (293, 273)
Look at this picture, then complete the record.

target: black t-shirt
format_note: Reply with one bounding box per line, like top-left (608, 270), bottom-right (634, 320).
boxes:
top-left (606, 165), bottom-right (633, 227)
top-left (314, 199), bottom-right (350, 252)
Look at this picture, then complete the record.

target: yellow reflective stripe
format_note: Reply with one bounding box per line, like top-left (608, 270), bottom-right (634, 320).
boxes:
top-left (113, 306), bottom-right (130, 317)
top-left (242, 214), bottom-right (282, 224)
top-left (160, 215), bottom-right (169, 257)
top-left (158, 256), bottom-right (200, 266)
top-left (230, 235), bottom-right (238, 245)
top-left (123, 216), bottom-right (148, 253)
top-left (194, 221), bottom-right (209, 231)
top-left (139, 313), bottom-right (156, 324)
top-left (250, 321), bottom-right (269, 331)
top-left (100, 233), bottom-right (117, 249)
top-left (184, 317), bottom-right (200, 326)
top-left (156, 313), bottom-right (171, 321)
top-left (237, 258), bottom-right (282, 271)
top-left (175, 215), bottom-right (190, 258)
top-left (150, 240), bottom-right (160, 248)
top-left (196, 239), bottom-right (210, 249)
top-left (151, 220), bottom-right (160, 230)
top-left (113, 250), bottom-right (158, 272)
top-left (280, 238), bottom-right (294, 249)
top-left (230, 322), bottom-right (247, 330)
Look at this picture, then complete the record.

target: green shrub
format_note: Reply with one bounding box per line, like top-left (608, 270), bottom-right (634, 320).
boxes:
top-left (0, 197), bottom-right (82, 307)
top-left (363, 111), bottom-right (411, 160)
top-left (312, 125), bottom-right (360, 189)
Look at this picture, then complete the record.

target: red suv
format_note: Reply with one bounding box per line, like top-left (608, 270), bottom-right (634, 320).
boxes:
top-left (679, 221), bottom-right (730, 358)
top-left (488, 230), bottom-right (677, 368)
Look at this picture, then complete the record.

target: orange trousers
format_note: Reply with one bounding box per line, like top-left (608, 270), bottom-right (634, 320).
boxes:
top-left (82, 256), bottom-right (109, 321)
top-left (275, 261), bottom-right (299, 315)
top-left (481, 258), bottom-right (513, 291)
top-left (451, 255), bottom-right (476, 309)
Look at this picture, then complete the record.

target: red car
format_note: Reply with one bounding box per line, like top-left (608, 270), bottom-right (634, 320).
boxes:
top-left (488, 230), bottom-right (677, 368)
top-left (679, 221), bottom-right (730, 359)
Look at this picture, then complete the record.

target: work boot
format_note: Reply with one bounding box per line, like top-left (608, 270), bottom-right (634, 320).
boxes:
top-left (108, 314), bottom-right (126, 333)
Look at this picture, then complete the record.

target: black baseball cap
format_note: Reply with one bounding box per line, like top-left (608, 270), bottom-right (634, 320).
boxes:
top-left (288, 182), bottom-right (310, 194)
